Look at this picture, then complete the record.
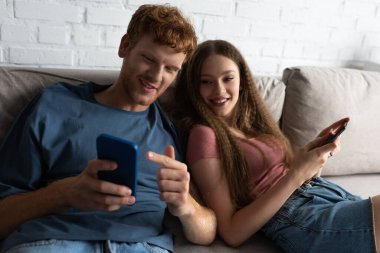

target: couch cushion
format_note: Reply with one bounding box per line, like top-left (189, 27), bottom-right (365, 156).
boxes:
top-left (325, 174), bottom-right (380, 199)
top-left (282, 66), bottom-right (380, 176)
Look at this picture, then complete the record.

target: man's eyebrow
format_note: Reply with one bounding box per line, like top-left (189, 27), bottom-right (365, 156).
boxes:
top-left (141, 50), bottom-right (182, 72)
top-left (141, 52), bottom-right (155, 59)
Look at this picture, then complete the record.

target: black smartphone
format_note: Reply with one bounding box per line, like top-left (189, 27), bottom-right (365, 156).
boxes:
top-left (324, 121), bottom-right (349, 144)
top-left (96, 133), bottom-right (139, 196)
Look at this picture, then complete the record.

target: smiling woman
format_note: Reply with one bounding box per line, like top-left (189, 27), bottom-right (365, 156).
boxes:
top-left (168, 39), bottom-right (380, 253)
top-left (199, 54), bottom-right (241, 122)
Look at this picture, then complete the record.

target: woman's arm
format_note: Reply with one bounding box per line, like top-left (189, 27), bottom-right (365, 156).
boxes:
top-left (191, 137), bottom-right (337, 247)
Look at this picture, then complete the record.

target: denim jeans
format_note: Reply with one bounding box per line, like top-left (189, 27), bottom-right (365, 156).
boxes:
top-left (262, 177), bottom-right (376, 253)
top-left (5, 240), bottom-right (170, 253)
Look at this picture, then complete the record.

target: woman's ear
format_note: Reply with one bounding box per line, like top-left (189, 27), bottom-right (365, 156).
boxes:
top-left (118, 33), bottom-right (130, 58)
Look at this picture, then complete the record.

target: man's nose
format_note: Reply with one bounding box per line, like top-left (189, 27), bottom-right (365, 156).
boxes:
top-left (148, 65), bottom-right (164, 84)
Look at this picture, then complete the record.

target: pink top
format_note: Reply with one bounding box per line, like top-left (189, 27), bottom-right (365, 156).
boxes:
top-left (187, 124), bottom-right (288, 200)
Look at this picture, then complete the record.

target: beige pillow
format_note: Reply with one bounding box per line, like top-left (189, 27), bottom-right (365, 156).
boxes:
top-left (282, 66), bottom-right (380, 176)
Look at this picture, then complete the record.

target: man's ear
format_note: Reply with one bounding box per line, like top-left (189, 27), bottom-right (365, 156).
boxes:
top-left (118, 33), bottom-right (130, 58)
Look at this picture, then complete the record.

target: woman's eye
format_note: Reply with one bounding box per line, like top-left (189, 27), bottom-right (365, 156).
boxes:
top-left (224, 77), bottom-right (234, 82)
top-left (200, 80), bottom-right (212, 85)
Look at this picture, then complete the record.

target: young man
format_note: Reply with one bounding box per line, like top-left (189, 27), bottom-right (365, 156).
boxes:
top-left (0, 4), bottom-right (216, 253)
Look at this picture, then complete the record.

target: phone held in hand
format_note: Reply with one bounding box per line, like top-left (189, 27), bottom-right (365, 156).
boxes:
top-left (324, 121), bottom-right (349, 144)
top-left (97, 133), bottom-right (139, 196)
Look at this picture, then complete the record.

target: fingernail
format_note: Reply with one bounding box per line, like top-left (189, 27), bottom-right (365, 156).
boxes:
top-left (147, 152), bottom-right (153, 159)
top-left (128, 197), bottom-right (134, 205)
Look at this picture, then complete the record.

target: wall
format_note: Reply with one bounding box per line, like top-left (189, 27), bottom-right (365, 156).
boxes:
top-left (0, 0), bottom-right (379, 75)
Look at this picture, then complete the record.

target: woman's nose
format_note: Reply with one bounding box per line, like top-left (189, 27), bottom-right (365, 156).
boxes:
top-left (215, 81), bottom-right (226, 93)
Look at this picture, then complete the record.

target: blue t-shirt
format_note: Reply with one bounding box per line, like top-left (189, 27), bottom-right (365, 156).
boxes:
top-left (0, 82), bottom-right (182, 252)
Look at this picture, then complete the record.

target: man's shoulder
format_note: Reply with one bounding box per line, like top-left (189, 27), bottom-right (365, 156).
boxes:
top-left (41, 82), bottom-right (91, 96)
top-left (38, 82), bottom-right (98, 104)
top-left (27, 82), bottom-right (95, 119)
top-left (153, 101), bottom-right (184, 160)
top-left (153, 101), bottom-right (174, 125)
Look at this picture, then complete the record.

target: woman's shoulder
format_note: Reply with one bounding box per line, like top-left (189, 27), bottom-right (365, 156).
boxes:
top-left (190, 124), bottom-right (215, 137)
top-left (187, 124), bottom-right (220, 165)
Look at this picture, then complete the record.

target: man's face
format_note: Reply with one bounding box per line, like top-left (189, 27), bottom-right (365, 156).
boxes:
top-left (118, 33), bottom-right (186, 111)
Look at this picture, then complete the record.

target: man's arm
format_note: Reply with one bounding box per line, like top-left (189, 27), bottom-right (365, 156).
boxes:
top-left (177, 181), bottom-right (217, 245)
top-left (0, 180), bottom-right (68, 239)
top-left (147, 146), bottom-right (217, 245)
top-left (0, 159), bottom-right (135, 240)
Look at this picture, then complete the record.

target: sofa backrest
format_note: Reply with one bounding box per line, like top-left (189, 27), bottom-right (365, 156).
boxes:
top-left (4, 65), bottom-right (379, 177)
top-left (0, 66), bottom-right (285, 145)
top-left (282, 66), bottom-right (380, 176)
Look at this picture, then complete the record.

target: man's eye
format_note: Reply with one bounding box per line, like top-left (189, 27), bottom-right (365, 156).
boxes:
top-left (143, 55), bottom-right (154, 62)
top-left (165, 67), bottom-right (177, 74)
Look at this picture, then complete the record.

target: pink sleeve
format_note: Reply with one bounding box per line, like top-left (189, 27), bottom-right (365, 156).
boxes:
top-left (186, 124), bottom-right (220, 166)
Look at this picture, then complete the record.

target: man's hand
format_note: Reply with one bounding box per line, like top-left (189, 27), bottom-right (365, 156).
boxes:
top-left (60, 159), bottom-right (136, 211)
top-left (147, 146), bottom-right (193, 217)
top-left (147, 146), bottom-right (216, 245)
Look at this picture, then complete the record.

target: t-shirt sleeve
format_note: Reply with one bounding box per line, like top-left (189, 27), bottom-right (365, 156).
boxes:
top-left (0, 94), bottom-right (44, 198)
top-left (186, 124), bottom-right (220, 167)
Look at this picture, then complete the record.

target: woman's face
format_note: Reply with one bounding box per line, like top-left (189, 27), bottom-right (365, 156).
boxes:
top-left (199, 54), bottom-right (240, 122)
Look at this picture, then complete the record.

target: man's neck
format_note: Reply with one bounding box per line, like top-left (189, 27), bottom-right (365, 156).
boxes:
top-left (93, 83), bottom-right (147, 112)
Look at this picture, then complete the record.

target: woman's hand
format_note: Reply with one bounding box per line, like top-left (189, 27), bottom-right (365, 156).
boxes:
top-left (289, 117), bottom-right (350, 184)
top-left (289, 137), bottom-right (334, 184)
top-left (317, 117), bottom-right (350, 151)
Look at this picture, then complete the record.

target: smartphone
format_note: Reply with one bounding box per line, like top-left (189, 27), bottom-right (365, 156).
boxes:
top-left (324, 121), bottom-right (349, 144)
top-left (96, 133), bottom-right (139, 196)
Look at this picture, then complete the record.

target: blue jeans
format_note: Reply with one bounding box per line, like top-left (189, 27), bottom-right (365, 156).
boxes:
top-left (5, 240), bottom-right (169, 253)
top-left (262, 177), bottom-right (376, 253)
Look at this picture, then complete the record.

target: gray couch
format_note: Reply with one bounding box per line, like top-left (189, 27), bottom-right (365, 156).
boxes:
top-left (1, 66), bottom-right (379, 252)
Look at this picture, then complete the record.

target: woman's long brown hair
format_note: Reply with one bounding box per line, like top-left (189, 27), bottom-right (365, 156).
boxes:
top-left (169, 40), bottom-right (293, 209)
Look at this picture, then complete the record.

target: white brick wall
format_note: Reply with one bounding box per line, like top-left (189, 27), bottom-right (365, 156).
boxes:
top-left (0, 0), bottom-right (380, 75)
